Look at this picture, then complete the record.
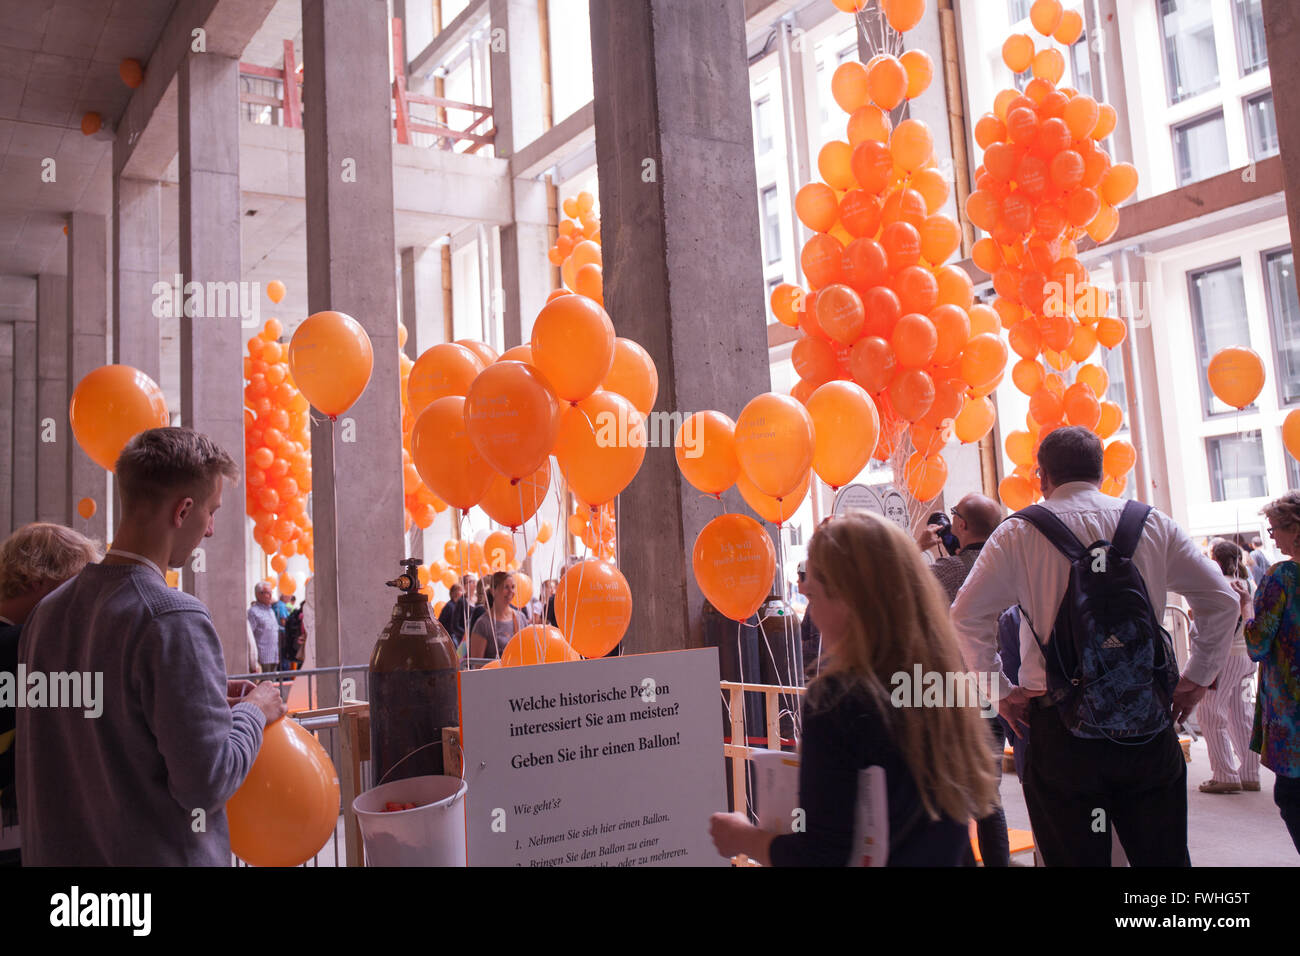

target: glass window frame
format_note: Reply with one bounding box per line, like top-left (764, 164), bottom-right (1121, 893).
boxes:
top-left (1244, 89), bottom-right (1278, 161)
top-left (760, 185), bottom-right (782, 265)
top-left (1171, 108), bottom-right (1229, 187)
top-left (1187, 257), bottom-right (1255, 419)
top-left (1158, 0), bottom-right (1221, 106)
top-left (1206, 430), bottom-right (1268, 502)
top-left (1231, 0), bottom-right (1268, 76)
top-left (753, 95), bottom-right (775, 157)
top-left (1261, 244), bottom-right (1300, 408)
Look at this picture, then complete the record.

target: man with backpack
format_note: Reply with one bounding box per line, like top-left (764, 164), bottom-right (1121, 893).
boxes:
top-left (950, 426), bottom-right (1238, 866)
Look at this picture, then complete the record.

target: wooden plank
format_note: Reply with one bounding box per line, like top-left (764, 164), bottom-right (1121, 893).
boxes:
top-left (728, 685), bottom-right (746, 816)
top-left (239, 63), bottom-right (284, 80)
top-left (282, 39), bottom-right (301, 129)
top-left (408, 0), bottom-right (488, 76)
top-left (239, 92), bottom-right (283, 108)
top-left (765, 689), bottom-right (780, 751)
top-left (338, 710), bottom-right (364, 867)
top-left (392, 17), bottom-right (411, 145)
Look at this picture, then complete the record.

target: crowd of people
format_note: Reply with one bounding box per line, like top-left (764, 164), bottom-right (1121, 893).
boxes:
top-left (1, 423), bottom-right (1297, 867)
top-left (712, 426), bottom-right (1300, 866)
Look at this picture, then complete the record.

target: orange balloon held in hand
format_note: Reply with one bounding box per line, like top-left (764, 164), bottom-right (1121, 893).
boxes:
top-left (692, 514), bottom-right (777, 622)
top-left (407, 343), bottom-right (485, 416)
top-left (554, 559), bottom-right (633, 659)
top-left (411, 397), bottom-right (494, 511)
top-left (287, 311), bottom-right (373, 419)
top-left (1207, 346), bottom-right (1266, 410)
top-left (530, 293), bottom-right (616, 403)
top-left (734, 393), bottom-right (816, 500)
top-left (676, 411), bottom-right (740, 497)
top-left (464, 361), bottom-right (560, 479)
top-left (226, 716), bottom-right (340, 867)
top-left (807, 381), bottom-right (880, 489)
top-left (68, 364), bottom-right (170, 472)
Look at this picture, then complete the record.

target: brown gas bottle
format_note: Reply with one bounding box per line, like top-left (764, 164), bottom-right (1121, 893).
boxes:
top-left (369, 559), bottom-right (460, 786)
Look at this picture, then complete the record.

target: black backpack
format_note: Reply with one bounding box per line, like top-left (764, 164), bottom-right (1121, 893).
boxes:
top-left (282, 607), bottom-right (304, 663)
top-left (1013, 500), bottom-right (1179, 741)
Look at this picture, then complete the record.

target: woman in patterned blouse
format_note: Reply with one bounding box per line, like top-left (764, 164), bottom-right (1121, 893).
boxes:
top-left (1246, 492), bottom-right (1300, 853)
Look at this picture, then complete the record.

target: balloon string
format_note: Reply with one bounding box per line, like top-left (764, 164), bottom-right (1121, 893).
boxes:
top-left (615, 492), bottom-right (623, 656)
top-left (329, 420), bottom-right (345, 710)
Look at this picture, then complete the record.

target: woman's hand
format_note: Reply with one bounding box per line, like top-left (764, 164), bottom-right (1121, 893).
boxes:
top-left (709, 811), bottom-right (774, 865)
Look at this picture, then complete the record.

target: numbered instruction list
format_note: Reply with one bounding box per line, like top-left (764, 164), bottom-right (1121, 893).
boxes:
top-left (460, 648), bottom-right (726, 867)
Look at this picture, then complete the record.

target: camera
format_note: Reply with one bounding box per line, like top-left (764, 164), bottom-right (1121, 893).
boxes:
top-left (927, 512), bottom-right (961, 556)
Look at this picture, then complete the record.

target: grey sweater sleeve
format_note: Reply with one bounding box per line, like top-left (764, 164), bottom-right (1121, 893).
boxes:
top-left (133, 610), bottom-right (266, 812)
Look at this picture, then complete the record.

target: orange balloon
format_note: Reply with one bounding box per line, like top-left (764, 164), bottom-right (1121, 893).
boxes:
top-left (818, 141), bottom-right (857, 191)
top-left (76, 497), bottom-right (97, 519)
top-left (884, 0), bottom-right (925, 31)
top-left (868, 56), bottom-right (908, 111)
top-left (1063, 382), bottom-right (1102, 430)
top-left (1103, 440), bottom-right (1137, 478)
top-left (953, 396), bottom-right (996, 444)
top-left (226, 717), bottom-right (340, 867)
top-left (692, 514), bottom-right (776, 622)
top-left (1207, 346), bottom-right (1266, 409)
top-left (266, 280), bottom-right (286, 304)
top-left (734, 393), bottom-right (816, 499)
top-left (891, 119), bottom-right (933, 173)
top-left (892, 313), bottom-right (938, 367)
top-left (847, 105), bottom-right (892, 145)
top-left (1284, 409), bottom-right (1300, 462)
top-left (999, 474), bottom-right (1036, 511)
top-left (849, 337), bottom-right (896, 394)
top-left (575, 263), bottom-right (604, 306)
top-left (1005, 430), bottom-right (1035, 468)
top-left (817, 284), bottom-right (866, 344)
top-left (68, 364), bottom-right (171, 472)
top-left (900, 49), bottom-right (933, 99)
top-left (1095, 316), bottom-right (1127, 349)
top-left (119, 57), bottom-right (144, 88)
top-left (498, 345), bottom-right (534, 364)
top-left (676, 410), bottom-right (740, 497)
top-left (831, 61), bottom-right (870, 114)
top-left (277, 572), bottom-right (297, 595)
top-left (561, 239), bottom-right (602, 292)
top-left (479, 462), bottom-right (550, 528)
top-left (1096, 401), bottom-right (1123, 440)
top-left (1030, 0), bottom-right (1063, 35)
top-left (1003, 34), bottom-right (1034, 73)
top-left (412, 397), bottom-right (494, 511)
top-left (771, 284), bottom-right (805, 327)
top-left (801, 233), bottom-right (846, 289)
top-left (1054, 8), bottom-right (1084, 43)
top-left (553, 390), bottom-right (646, 507)
top-left (530, 293), bottom-right (616, 402)
top-left (795, 184), bottom-right (839, 234)
top-left (807, 381), bottom-right (880, 488)
top-left (903, 452), bottom-right (948, 502)
top-left (287, 311), bottom-right (373, 418)
top-left (455, 339), bottom-right (499, 366)
top-left (1100, 163), bottom-right (1139, 206)
top-left (407, 343), bottom-right (485, 416)
top-left (554, 559), bottom-right (632, 658)
top-left (465, 361), bottom-right (560, 479)
top-left (736, 469), bottom-right (811, 525)
top-left (889, 368), bottom-right (936, 423)
top-left (601, 337), bottom-right (659, 415)
top-left (509, 571), bottom-right (533, 609)
top-left (502, 625), bottom-right (582, 666)
top-left (1031, 48), bottom-right (1065, 84)
top-left (960, 333), bottom-right (1009, 392)
top-left (484, 530), bottom-right (517, 571)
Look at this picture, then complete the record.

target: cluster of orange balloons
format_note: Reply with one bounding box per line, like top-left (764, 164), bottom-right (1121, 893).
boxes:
top-left (244, 317), bottom-right (313, 594)
top-left (774, 52), bottom-right (1003, 502)
top-left (972, 2), bottom-right (1140, 510)
top-left (567, 503), bottom-right (616, 560)
top-left (397, 323), bottom-right (449, 531)
top-left (831, 0), bottom-right (926, 35)
top-left (548, 191), bottom-right (603, 303)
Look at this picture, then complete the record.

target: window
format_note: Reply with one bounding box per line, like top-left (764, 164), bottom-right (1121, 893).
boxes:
top-left (754, 96), bottom-right (775, 156)
top-left (1160, 0), bottom-right (1220, 104)
top-left (761, 186), bottom-right (781, 264)
top-left (1207, 431), bottom-right (1267, 501)
top-left (766, 277), bottom-right (782, 322)
top-left (1102, 346), bottom-right (1129, 416)
top-left (1190, 261), bottom-right (1252, 416)
top-left (1070, 37), bottom-right (1092, 97)
top-left (1245, 91), bottom-right (1278, 160)
top-left (1286, 442), bottom-right (1300, 490)
top-left (817, 63), bottom-right (829, 126)
top-left (1264, 248), bottom-right (1300, 405)
top-left (1173, 111), bottom-right (1230, 186)
top-left (1233, 0), bottom-right (1267, 74)
top-left (1007, 0), bottom-right (1031, 23)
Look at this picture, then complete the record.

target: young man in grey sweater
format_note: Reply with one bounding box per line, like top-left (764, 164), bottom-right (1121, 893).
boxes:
top-left (16, 427), bottom-right (286, 865)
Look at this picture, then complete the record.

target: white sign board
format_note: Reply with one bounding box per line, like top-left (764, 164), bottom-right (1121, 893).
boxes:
top-left (459, 647), bottom-right (728, 867)
top-left (833, 482), bottom-right (910, 531)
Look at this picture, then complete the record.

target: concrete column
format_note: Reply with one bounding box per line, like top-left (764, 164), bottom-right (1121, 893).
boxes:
top-left (302, 0), bottom-right (407, 681)
top-left (178, 52), bottom-right (249, 672)
top-left (35, 274), bottom-right (70, 525)
top-left (0, 323), bottom-right (12, 536)
top-left (113, 176), bottom-right (162, 383)
top-left (12, 322), bottom-right (37, 529)
top-left (590, 0), bottom-right (773, 652)
top-left (490, 0), bottom-right (552, 347)
top-left (66, 212), bottom-right (109, 542)
top-left (1264, 0), bottom-right (1300, 270)
top-left (400, 245), bottom-right (448, 360)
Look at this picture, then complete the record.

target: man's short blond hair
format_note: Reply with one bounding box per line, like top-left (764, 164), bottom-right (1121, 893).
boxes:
top-left (115, 427), bottom-right (238, 511)
top-left (0, 523), bottom-right (102, 600)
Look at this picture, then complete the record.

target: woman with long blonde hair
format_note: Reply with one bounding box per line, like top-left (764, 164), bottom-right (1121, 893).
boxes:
top-left (710, 511), bottom-right (998, 865)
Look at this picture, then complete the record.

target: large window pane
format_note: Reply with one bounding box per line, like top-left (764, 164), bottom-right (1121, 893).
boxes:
top-left (1102, 346), bottom-right (1129, 417)
top-left (1007, 0), bottom-right (1031, 23)
top-left (1286, 441), bottom-right (1300, 490)
top-left (549, 0), bottom-right (593, 124)
top-left (1071, 37), bottom-right (1093, 98)
top-left (1190, 262), bottom-right (1252, 416)
top-left (761, 185), bottom-right (781, 264)
top-left (1207, 431), bottom-right (1267, 501)
top-left (1160, 0), bottom-right (1219, 104)
top-left (754, 96), bottom-right (774, 156)
top-left (1173, 111), bottom-right (1230, 186)
top-left (1246, 92), bottom-right (1278, 160)
top-left (1265, 248), bottom-right (1300, 405)
top-left (1234, 0), bottom-right (1268, 74)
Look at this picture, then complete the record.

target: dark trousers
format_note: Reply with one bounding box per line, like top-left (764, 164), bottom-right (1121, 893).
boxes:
top-left (975, 717), bottom-right (1010, 866)
top-left (1023, 702), bottom-right (1189, 867)
top-left (1275, 773), bottom-right (1300, 855)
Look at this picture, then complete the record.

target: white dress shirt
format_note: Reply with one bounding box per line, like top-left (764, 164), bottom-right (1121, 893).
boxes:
top-left (950, 481), bottom-right (1238, 699)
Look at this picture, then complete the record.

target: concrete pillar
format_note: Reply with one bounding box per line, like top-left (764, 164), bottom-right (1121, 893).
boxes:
top-left (590, 0), bottom-right (773, 652)
top-left (1264, 0), bottom-right (1300, 272)
top-left (113, 177), bottom-right (162, 383)
top-left (302, 0), bottom-right (407, 681)
top-left (12, 322), bottom-right (37, 529)
top-left (66, 212), bottom-right (109, 542)
top-left (490, 0), bottom-right (552, 347)
top-left (0, 323), bottom-right (12, 536)
top-left (35, 274), bottom-right (70, 525)
top-left (178, 52), bottom-right (249, 672)
top-left (400, 245), bottom-right (448, 360)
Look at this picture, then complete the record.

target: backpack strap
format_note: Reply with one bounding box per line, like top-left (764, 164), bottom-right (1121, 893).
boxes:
top-left (1010, 504), bottom-right (1088, 563)
top-left (1111, 500), bottom-right (1152, 559)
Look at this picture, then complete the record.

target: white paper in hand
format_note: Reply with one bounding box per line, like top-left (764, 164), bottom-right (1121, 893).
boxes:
top-left (751, 749), bottom-right (801, 834)
top-left (849, 765), bottom-right (889, 867)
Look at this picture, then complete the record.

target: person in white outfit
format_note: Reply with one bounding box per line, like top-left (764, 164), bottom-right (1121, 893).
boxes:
top-left (1197, 539), bottom-right (1261, 793)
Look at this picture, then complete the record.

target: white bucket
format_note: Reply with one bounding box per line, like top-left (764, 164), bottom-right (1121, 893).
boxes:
top-left (353, 775), bottom-right (467, 867)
